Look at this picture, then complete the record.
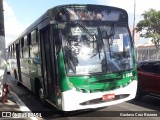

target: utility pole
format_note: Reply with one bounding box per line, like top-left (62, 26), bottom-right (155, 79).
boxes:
top-left (0, 0), bottom-right (6, 95)
top-left (132, 0), bottom-right (136, 44)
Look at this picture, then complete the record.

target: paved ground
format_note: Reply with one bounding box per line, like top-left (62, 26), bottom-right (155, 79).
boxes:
top-left (0, 82), bottom-right (43, 120)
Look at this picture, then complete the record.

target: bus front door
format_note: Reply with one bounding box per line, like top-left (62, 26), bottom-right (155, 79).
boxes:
top-left (40, 25), bottom-right (56, 103)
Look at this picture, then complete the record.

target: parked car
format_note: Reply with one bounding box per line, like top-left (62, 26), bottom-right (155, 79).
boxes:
top-left (135, 60), bottom-right (160, 100)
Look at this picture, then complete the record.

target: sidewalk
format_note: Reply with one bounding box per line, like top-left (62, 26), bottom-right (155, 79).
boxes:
top-left (0, 84), bottom-right (42, 120)
top-left (0, 90), bottom-right (20, 111)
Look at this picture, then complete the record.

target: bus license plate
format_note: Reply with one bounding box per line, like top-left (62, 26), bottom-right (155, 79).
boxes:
top-left (102, 94), bottom-right (115, 101)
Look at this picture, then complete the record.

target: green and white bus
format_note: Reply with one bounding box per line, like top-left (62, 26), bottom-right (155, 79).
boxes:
top-left (8, 4), bottom-right (137, 111)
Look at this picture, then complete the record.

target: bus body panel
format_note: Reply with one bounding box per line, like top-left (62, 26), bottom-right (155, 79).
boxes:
top-left (7, 4), bottom-right (137, 111)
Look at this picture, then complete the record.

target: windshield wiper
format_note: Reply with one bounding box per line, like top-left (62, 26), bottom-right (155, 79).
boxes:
top-left (97, 25), bottom-right (108, 72)
top-left (76, 21), bottom-right (102, 59)
top-left (65, 8), bottom-right (101, 57)
top-left (105, 23), bottom-right (115, 39)
top-left (76, 21), bottom-right (94, 39)
top-left (105, 23), bottom-right (115, 57)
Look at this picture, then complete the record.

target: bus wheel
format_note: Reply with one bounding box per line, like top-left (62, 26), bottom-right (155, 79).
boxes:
top-left (39, 87), bottom-right (44, 100)
top-left (37, 83), bottom-right (44, 100)
top-left (37, 83), bottom-right (47, 106)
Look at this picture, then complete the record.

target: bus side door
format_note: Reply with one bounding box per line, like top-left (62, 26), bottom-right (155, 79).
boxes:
top-left (39, 23), bottom-right (56, 103)
top-left (16, 42), bottom-right (22, 82)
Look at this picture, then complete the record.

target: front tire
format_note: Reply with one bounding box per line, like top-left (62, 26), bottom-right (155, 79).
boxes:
top-left (37, 83), bottom-right (45, 102)
top-left (39, 87), bottom-right (45, 100)
top-left (37, 83), bottom-right (49, 107)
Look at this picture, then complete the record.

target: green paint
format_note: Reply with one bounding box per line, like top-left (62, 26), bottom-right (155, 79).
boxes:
top-left (57, 48), bottom-right (72, 92)
top-left (57, 48), bottom-right (137, 93)
top-left (68, 70), bottom-right (136, 93)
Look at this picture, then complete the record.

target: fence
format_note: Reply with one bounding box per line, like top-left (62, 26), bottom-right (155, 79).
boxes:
top-left (136, 45), bottom-right (160, 62)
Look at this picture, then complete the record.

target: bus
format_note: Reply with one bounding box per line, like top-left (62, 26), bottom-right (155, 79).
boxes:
top-left (8, 4), bottom-right (137, 111)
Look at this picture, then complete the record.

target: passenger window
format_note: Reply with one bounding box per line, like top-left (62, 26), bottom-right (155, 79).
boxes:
top-left (8, 46), bottom-right (10, 58)
top-left (10, 45), bottom-right (12, 58)
top-left (11, 45), bottom-right (13, 58)
top-left (24, 36), bottom-right (27, 47)
top-left (22, 35), bottom-right (30, 59)
top-left (31, 30), bottom-right (38, 44)
top-left (30, 30), bottom-right (39, 58)
top-left (30, 44), bottom-right (39, 58)
top-left (13, 43), bottom-right (16, 58)
top-left (23, 47), bottom-right (29, 58)
top-left (20, 38), bottom-right (24, 58)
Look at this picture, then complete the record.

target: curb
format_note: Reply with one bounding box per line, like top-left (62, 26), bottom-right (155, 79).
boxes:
top-left (10, 91), bottom-right (39, 120)
top-left (10, 91), bottom-right (31, 111)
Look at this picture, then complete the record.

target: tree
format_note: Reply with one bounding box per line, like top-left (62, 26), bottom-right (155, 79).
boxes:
top-left (137, 9), bottom-right (160, 46)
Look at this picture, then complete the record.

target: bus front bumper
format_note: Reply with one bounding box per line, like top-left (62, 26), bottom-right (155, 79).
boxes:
top-left (61, 80), bottom-right (137, 111)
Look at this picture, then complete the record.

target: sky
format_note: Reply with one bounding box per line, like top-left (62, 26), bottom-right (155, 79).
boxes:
top-left (3, 0), bottom-right (160, 46)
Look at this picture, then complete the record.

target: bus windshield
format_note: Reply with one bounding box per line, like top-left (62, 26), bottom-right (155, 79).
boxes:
top-left (60, 21), bottom-right (133, 75)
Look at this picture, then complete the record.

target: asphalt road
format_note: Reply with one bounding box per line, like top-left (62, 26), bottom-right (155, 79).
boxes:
top-left (10, 83), bottom-right (160, 120)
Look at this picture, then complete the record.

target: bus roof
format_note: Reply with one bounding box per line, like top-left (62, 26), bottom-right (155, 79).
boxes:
top-left (8, 4), bottom-right (128, 46)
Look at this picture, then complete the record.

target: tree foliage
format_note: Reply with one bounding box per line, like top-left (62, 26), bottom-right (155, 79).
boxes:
top-left (137, 9), bottom-right (160, 46)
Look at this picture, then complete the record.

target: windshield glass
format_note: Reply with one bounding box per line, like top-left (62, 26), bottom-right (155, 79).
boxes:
top-left (60, 21), bottom-right (133, 75)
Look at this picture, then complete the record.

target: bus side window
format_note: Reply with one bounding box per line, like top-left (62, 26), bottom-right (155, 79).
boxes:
top-left (20, 38), bottom-right (24, 58)
top-left (30, 30), bottom-right (39, 59)
top-left (31, 30), bottom-right (38, 44)
top-left (8, 46), bottom-right (11, 58)
top-left (13, 43), bottom-right (16, 59)
top-left (23, 36), bottom-right (29, 58)
top-left (10, 45), bottom-right (12, 58)
top-left (24, 36), bottom-right (27, 47)
top-left (28, 33), bottom-right (31, 57)
top-left (8, 46), bottom-right (10, 59)
top-left (12, 44), bottom-right (15, 58)
top-left (9, 46), bottom-right (11, 59)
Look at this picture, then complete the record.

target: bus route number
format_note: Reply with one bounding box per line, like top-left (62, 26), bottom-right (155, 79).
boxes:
top-left (123, 73), bottom-right (132, 78)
